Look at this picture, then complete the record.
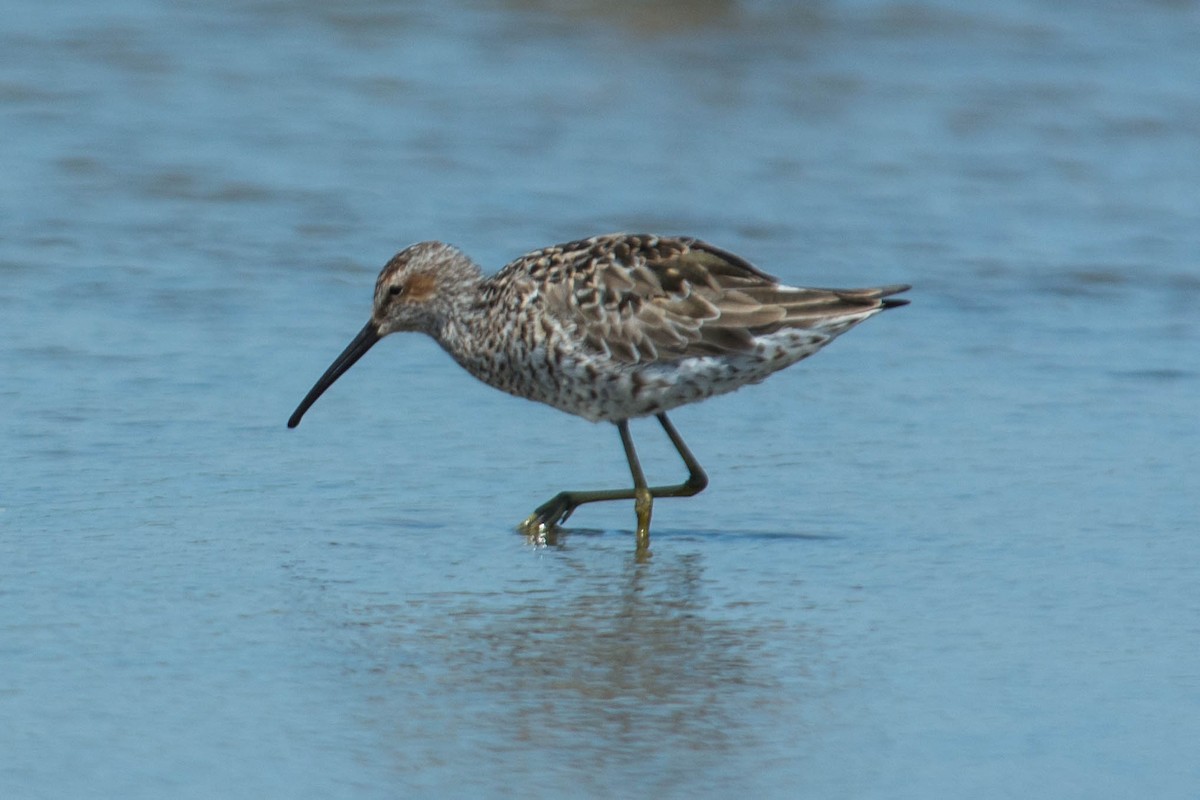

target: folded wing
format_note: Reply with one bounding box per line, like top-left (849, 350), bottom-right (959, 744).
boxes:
top-left (519, 234), bottom-right (909, 364)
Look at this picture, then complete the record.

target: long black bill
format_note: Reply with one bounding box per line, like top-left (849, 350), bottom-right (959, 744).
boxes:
top-left (287, 322), bottom-right (381, 428)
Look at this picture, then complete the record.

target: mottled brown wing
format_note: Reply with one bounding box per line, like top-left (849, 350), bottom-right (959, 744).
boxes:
top-left (526, 234), bottom-right (907, 364)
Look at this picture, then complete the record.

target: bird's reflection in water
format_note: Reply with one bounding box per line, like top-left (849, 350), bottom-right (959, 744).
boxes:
top-left (345, 535), bottom-right (821, 793)
top-left (458, 537), bottom-right (796, 786)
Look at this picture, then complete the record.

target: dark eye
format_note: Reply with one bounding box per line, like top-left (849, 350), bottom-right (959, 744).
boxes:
top-left (387, 284), bottom-right (404, 297)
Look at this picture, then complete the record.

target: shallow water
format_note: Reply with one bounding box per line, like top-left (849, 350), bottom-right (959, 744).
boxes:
top-left (3, 0), bottom-right (1198, 797)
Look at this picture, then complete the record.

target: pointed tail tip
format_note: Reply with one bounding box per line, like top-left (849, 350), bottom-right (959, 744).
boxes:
top-left (880, 284), bottom-right (911, 309)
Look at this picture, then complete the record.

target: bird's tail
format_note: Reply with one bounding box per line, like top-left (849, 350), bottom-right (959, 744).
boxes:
top-left (872, 284), bottom-right (912, 310)
top-left (765, 283), bottom-right (910, 337)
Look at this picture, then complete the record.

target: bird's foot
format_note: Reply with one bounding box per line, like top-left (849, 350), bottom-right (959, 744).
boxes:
top-left (517, 493), bottom-right (576, 536)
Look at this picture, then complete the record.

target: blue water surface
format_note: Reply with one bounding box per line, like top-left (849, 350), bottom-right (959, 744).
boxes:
top-left (2, 0), bottom-right (1198, 797)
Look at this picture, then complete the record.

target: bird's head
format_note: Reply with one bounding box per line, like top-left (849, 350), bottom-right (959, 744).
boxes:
top-left (287, 241), bottom-right (482, 428)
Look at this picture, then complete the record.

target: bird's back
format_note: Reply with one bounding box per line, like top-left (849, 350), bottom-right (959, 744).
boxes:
top-left (462, 234), bottom-right (907, 421)
top-left (490, 233), bottom-right (907, 362)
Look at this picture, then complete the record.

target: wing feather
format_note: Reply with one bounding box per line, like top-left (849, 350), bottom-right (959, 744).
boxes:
top-left (504, 234), bottom-right (908, 365)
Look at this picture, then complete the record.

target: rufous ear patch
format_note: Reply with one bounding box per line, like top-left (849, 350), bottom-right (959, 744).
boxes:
top-left (405, 272), bottom-right (438, 301)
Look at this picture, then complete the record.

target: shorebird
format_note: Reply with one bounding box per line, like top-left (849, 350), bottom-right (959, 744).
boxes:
top-left (288, 234), bottom-right (908, 548)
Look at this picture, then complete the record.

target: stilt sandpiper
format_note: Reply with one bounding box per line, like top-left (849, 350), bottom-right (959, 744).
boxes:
top-left (288, 233), bottom-right (909, 549)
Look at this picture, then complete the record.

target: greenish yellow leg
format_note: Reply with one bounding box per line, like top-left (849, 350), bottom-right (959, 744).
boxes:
top-left (518, 413), bottom-right (709, 546)
top-left (617, 419), bottom-right (653, 548)
top-left (653, 412), bottom-right (709, 498)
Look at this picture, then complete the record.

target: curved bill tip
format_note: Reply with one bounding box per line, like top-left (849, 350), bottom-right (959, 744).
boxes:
top-left (287, 321), bottom-right (380, 429)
